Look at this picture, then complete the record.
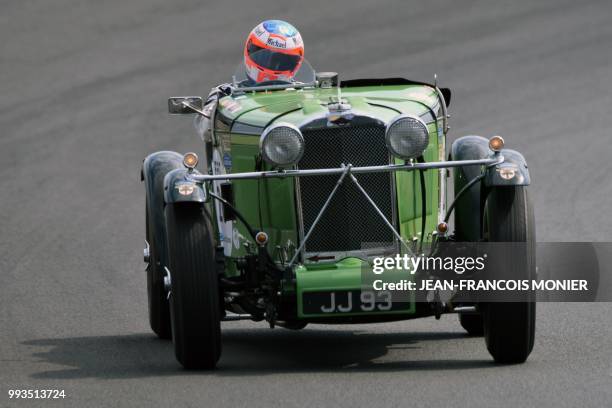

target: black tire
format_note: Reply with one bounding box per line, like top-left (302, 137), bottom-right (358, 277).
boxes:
top-left (165, 203), bottom-right (221, 369)
top-left (458, 313), bottom-right (484, 336)
top-left (145, 198), bottom-right (172, 339)
top-left (482, 186), bottom-right (536, 364)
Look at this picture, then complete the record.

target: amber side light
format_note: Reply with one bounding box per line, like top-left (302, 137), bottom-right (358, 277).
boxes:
top-left (183, 152), bottom-right (199, 169)
top-left (437, 222), bottom-right (448, 234)
top-left (489, 135), bottom-right (505, 152)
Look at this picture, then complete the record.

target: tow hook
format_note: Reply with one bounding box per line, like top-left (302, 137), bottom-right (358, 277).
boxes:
top-left (163, 266), bottom-right (172, 299)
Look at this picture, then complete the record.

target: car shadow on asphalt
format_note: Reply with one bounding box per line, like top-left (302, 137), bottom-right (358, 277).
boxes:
top-left (24, 329), bottom-right (495, 379)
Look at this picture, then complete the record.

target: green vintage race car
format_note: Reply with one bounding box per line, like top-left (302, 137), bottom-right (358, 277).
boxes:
top-left (142, 58), bottom-right (535, 369)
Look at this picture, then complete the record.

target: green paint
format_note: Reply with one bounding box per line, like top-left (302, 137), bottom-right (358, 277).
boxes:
top-left (215, 83), bottom-right (443, 318)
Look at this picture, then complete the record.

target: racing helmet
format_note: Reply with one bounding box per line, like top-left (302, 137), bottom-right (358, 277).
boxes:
top-left (244, 20), bottom-right (304, 83)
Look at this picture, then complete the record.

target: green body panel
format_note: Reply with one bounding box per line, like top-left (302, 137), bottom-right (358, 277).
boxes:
top-left (220, 85), bottom-right (439, 125)
top-left (214, 84), bottom-right (443, 317)
top-left (219, 141), bottom-right (299, 266)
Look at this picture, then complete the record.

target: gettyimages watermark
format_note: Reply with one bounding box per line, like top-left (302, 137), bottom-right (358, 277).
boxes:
top-left (359, 242), bottom-right (612, 303)
top-left (372, 253), bottom-right (487, 275)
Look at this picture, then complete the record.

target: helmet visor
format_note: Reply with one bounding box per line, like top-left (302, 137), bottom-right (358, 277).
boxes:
top-left (247, 42), bottom-right (301, 72)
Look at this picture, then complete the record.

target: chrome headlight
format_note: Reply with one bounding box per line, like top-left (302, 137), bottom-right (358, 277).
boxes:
top-left (385, 115), bottom-right (429, 159)
top-left (260, 123), bottom-right (305, 167)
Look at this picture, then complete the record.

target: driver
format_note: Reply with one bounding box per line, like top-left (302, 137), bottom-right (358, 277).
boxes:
top-left (243, 20), bottom-right (304, 84)
top-left (197, 21), bottom-right (304, 141)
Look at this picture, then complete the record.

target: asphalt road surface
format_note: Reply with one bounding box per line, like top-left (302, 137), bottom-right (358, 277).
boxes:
top-left (1, 1), bottom-right (611, 407)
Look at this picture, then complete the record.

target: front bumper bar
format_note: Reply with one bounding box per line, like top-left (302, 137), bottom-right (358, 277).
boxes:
top-left (187, 155), bottom-right (503, 266)
top-left (186, 156), bottom-right (503, 182)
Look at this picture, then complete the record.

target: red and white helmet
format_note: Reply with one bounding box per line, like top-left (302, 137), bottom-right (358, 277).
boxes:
top-left (244, 20), bottom-right (304, 83)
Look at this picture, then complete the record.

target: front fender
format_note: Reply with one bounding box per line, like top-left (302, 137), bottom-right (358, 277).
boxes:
top-left (142, 151), bottom-right (185, 264)
top-left (163, 168), bottom-right (207, 204)
top-left (451, 136), bottom-right (530, 187)
top-left (451, 136), bottom-right (531, 241)
top-left (451, 136), bottom-right (488, 241)
top-left (485, 149), bottom-right (530, 187)
top-left (142, 151), bottom-right (184, 201)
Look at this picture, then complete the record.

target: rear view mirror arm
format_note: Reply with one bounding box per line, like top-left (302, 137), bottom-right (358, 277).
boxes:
top-left (181, 101), bottom-right (210, 119)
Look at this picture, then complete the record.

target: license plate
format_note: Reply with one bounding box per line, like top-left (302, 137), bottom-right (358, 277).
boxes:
top-left (302, 290), bottom-right (410, 315)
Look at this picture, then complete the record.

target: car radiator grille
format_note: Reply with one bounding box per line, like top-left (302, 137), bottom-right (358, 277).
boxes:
top-left (297, 124), bottom-right (395, 254)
